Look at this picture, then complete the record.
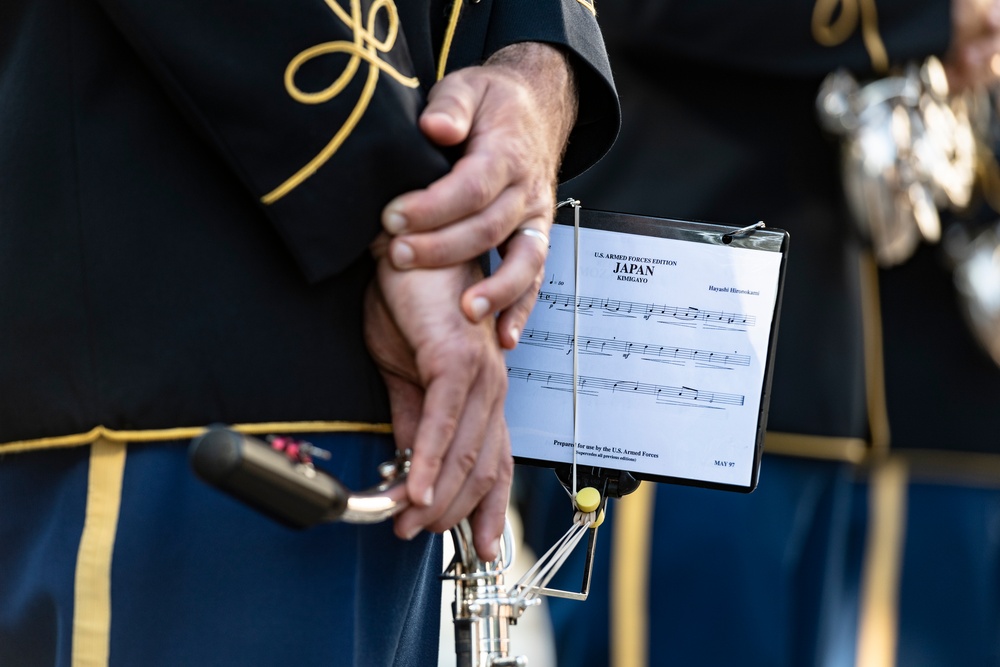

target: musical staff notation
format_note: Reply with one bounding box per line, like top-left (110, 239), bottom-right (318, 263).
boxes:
top-left (537, 290), bottom-right (756, 327)
top-left (494, 211), bottom-right (786, 485)
top-left (519, 328), bottom-right (751, 367)
top-left (507, 366), bottom-right (745, 408)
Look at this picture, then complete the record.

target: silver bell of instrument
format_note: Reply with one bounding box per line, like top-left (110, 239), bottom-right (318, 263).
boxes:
top-left (945, 220), bottom-right (1000, 368)
top-left (817, 56), bottom-right (979, 267)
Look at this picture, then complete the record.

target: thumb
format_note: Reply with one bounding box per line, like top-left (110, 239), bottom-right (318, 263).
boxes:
top-left (420, 74), bottom-right (478, 146)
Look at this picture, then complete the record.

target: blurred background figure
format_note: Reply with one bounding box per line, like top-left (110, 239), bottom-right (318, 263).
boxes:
top-left (517, 1), bottom-right (1000, 666)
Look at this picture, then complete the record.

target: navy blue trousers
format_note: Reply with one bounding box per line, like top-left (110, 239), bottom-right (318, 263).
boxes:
top-left (518, 455), bottom-right (1000, 667)
top-left (0, 433), bottom-right (441, 667)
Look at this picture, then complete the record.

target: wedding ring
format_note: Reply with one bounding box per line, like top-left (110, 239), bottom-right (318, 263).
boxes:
top-left (513, 227), bottom-right (549, 246)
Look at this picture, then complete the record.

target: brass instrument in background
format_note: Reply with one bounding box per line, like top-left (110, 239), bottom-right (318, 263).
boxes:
top-left (817, 57), bottom-right (1000, 368)
top-left (945, 220), bottom-right (1000, 368)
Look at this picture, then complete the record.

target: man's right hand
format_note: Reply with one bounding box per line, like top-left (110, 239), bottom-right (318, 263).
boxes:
top-left (363, 239), bottom-right (512, 562)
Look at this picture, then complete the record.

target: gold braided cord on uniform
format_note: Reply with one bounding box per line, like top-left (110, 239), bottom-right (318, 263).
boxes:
top-left (436, 0), bottom-right (464, 81)
top-left (812, 0), bottom-right (889, 74)
top-left (262, 0), bottom-right (420, 204)
top-left (0, 421), bottom-right (393, 455)
top-left (576, 0), bottom-right (596, 16)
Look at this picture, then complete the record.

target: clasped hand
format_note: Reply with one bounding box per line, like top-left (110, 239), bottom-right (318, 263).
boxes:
top-left (362, 43), bottom-right (576, 561)
top-left (364, 250), bottom-right (511, 562)
top-left (381, 42), bottom-right (577, 348)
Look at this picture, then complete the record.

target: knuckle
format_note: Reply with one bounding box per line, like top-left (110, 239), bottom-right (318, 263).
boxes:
top-left (482, 212), bottom-right (510, 247)
top-left (433, 414), bottom-right (460, 447)
top-left (442, 345), bottom-right (478, 373)
top-left (526, 236), bottom-right (548, 267)
top-left (529, 268), bottom-right (545, 294)
top-left (427, 515), bottom-right (459, 534)
top-left (499, 452), bottom-right (514, 477)
top-left (520, 288), bottom-right (539, 312)
top-left (430, 85), bottom-right (473, 116)
top-left (498, 372), bottom-right (509, 395)
top-left (418, 237), bottom-right (451, 266)
top-left (461, 175), bottom-right (493, 210)
top-left (469, 463), bottom-right (499, 494)
top-left (454, 448), bottom-right (480, 477)
top-left (426, 520), bottom-right (446, 534)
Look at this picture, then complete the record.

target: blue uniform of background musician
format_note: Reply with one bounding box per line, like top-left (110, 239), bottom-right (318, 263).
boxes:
top-left (518, 1), bottom-right (1000, 666)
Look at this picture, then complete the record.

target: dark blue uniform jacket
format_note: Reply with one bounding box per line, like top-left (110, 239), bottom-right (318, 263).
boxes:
top-left (0, 0), bottom-right (620, 445)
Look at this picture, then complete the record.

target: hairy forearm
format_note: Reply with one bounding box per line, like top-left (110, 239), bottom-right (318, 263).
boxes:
top-left (484, 42), bottom-right (579, 177)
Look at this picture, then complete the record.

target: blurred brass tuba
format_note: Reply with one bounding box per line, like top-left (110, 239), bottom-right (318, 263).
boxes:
top-left (816, 56), bottom-right (982, 265)
top-left (817, 56), bottom-right (1000, 368)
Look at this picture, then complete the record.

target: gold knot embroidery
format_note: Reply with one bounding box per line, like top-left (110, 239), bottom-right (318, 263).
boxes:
top-left (811, 0), bottom-right (888, 74)
top-left (262, 0), bottom-right (420, 204)
top-left (577, 0), bottom-right (596, 16)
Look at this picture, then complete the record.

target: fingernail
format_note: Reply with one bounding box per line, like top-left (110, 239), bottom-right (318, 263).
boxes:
top-left (403, 525), bottom-right (423, 541)
top-left (422, 487), bottom-right (434, 507)
top-left (383, 201), bottom-right (407, 234)
top-left (509, 326), bottom-right (521, 343)
top-left (469, 296), bottom-right (491, 320)
top-left (425, 110), bottom-right (458, 127)
top-left (391, 241), bottom-right (414, 269)
top-left (490, 538), bottom-right (501, 560)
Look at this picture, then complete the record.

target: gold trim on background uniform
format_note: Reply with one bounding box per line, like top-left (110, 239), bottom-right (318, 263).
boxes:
top-left (610, 482), bottom-right (656, 667)
top-left (72, 438), bottom-right (127, 667)
top-left (0, 421), bottom-right (393, 455)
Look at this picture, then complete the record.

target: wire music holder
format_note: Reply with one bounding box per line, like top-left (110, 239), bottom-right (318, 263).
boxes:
top-left (502, 201), bottom-right (784, 608)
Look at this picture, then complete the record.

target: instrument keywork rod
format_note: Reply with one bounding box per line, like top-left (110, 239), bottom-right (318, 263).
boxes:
top-left (189, 427), bottom-right (532, 667)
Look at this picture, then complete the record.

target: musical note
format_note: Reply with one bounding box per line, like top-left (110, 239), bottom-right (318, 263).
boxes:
top-left (534, 291), bottom-right (756, 327)
top-left (517, 328), bottom-right (750, 367)
top-left (505, 367), bottom-right (744, 407)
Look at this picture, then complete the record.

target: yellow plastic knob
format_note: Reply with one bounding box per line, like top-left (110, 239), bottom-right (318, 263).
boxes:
top-left (575, 486), bottom-right (601, 513)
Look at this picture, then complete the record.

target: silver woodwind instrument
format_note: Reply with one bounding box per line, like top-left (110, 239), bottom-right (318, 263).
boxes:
top-left (188, 427), bottom-right (545, 667)
top-left (447, 519), bottom-right (534, 667)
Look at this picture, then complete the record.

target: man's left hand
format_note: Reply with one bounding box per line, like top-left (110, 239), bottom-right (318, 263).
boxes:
top-left (380, 42), bottom-right (577, 350)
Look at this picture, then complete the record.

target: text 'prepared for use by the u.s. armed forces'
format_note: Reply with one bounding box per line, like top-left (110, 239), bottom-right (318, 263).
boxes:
top-left (495, 208), bottom-right (787, 492)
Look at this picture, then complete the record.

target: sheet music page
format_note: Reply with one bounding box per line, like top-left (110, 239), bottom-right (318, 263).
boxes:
top-left (497, 221), bottom-right (783, 488)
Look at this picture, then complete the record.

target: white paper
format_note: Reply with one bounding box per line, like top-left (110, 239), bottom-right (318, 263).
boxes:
top-left (497, 222), bottom-right (783, 488)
